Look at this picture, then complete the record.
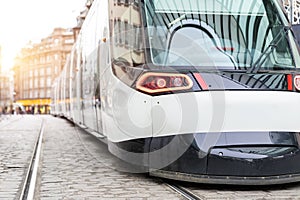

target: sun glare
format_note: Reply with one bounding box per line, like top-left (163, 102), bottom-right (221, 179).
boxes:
top-left (1, 50), bottom-right (14, 71)
top-left (0, 0), bottom-right (86, 72)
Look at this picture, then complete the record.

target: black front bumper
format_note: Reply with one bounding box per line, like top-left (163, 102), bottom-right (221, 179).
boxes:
top-left (110, 132), bottom-right (300, 185)
top-left (149, 132), bottom-right (300, 185)
top-left (150, 169), bottom-right (300, 185)
top-left (207, 146), bottom-right (300, 177)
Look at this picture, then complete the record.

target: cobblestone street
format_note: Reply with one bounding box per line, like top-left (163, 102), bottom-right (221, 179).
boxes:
top-left (0, 115), bottom-right (42, 199)
top-left (38, 115), bottom-right (180, 199)
top-left (1, 115), bottom-right (300, 199)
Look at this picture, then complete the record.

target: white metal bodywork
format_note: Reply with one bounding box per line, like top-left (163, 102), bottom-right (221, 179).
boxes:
top-left (102, 78), bottom-right (300, 142)
top-left (151, 91), bottom-right (300, 137)
top-left (52, 0), bottom-right (300, 144)
top-left (101, 69), bottom-right (153, 142)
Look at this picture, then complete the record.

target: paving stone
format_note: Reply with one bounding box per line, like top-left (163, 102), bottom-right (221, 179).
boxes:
top-left (0, 115), bottom-right (42, 199)
top-left (38, 116), bottom-right (181, 199)
top-left (2, 115), bottom-right (300, 199)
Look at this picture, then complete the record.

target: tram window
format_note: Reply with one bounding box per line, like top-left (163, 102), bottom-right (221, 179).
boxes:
top-left (113, 20), bottom-right (119, 44)
top-left (121, 21), bottom-right (126, 46)
top-left (111, 0), bottom-right (145, 73)
top-left (128, 23), bottom-right (134, 48)
top-left (133, 26), bottom-right (142, 51)
top-left (118, 20), bottom-right (122, 44)
top-left (124, 21), bottom-right (129, 47)
top-left (143, 0), bottom-right (296, 70)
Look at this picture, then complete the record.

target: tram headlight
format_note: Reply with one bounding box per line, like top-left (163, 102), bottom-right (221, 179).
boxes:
top-left (135, 72), bottom-right (193, 94)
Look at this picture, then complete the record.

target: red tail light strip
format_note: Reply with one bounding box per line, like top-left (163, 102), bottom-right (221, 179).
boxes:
top-left (193, 73), bottom-right (209, 90)
top-left (287, 74), bottom-right (293, 91)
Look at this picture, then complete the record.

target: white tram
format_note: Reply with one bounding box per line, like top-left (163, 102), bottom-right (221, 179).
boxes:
top-left (51, 0), bottom-right (300, 185)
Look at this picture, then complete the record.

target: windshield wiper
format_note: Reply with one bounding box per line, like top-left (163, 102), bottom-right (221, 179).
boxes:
top-left (246, 26), bottom-right (291, 74)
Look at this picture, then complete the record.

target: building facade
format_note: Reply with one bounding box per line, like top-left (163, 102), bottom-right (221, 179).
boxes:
top-left (12, 0), bottom-right (93, 114)
top-left (0, 46), bottom-right (13, 113)
top-left (0, 74), bottom-right (13, 112)
top-left (0, 46), bottom-right (2, 72)
top-left (13, 28), bottom-right (74, 114)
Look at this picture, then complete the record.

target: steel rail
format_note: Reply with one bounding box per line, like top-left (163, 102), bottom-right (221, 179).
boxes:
top-left (165, 181), bottom-right (202, 200)
top-left (19, 119), bottom-right (45, 200)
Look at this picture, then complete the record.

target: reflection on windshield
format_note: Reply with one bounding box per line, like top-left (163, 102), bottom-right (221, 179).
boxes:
top-left (247, 26), bottom-right (292, 73)
top-left (153, 26), bottom-right (238, 68)
top-left (144, 0), bottom-right (296, 70)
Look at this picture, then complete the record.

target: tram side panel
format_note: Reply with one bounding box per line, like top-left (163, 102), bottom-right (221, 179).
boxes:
top-left (50, 80), bottom-right (58, 116)
top-left (57, 76), bottom-right (62, 116)
top-left (100, 0), bottom-right (155, 166)
top-left (93, 0), bottom-right (110, 134)
top-left (61, 65), bottom-right (67, 117)
top-left (72, 41), bottom-right (84, 125)
top-left (65, 56), bottom-right (72, 119)
top-left (80, 2), bottom-right (100, 132)
top-left (69, 45), bottom-right (78, 122)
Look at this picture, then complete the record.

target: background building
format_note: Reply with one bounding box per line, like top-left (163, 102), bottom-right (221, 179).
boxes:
top-left (11, 0), bottom-right (93, 114)
top-left (0, 46), bottom-right (13, 113)
top-left (0, 75), bottom-right (13, 112)
top-left (1, 0), bottom-right (93, 115)
top-left (12, 28), bottom-right (75, 114)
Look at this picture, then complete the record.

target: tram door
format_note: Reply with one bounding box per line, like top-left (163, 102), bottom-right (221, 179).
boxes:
top-left (95, 41), bottom-right (102, 134)
top-left (94, 31), bottom-right (109, 134)
top-left (70, 44), bottom-right (84, 124)
top-left (94, 0), bottom-right (109, 135)
top-left (81, 8), bottom-right (98, 131)
top-left (75, 47), bottom-right (84, 125)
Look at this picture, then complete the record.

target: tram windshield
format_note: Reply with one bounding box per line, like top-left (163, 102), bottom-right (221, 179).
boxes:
top-left (144, 0), bottom-right (300, 70)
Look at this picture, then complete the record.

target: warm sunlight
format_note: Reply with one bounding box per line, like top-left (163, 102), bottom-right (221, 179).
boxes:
top-left (0, 0), bottom-right (86, 71)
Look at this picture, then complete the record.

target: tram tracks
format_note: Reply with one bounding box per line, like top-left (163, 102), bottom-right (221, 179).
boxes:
top-left (163, 180), bottom-right (203, 200)
top-left (19, 120), bottom-right (45, 200)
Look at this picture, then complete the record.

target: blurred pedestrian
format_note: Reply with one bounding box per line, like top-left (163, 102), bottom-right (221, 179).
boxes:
top-left (31, 105), bottom-right (35, 114)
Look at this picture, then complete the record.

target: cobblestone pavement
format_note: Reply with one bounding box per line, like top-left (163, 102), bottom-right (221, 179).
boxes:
top-left (38, 115), bottom-right (181, 199)
top-left (2, 115), bottom-right (300, 199)
top-left (0, 115), bottom-right (43, 199)
top-left (37, 115), bottom-right (300, 200)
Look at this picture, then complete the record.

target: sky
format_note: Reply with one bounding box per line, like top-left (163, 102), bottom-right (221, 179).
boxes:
top-left (0, 0), bottom-right (86, 71)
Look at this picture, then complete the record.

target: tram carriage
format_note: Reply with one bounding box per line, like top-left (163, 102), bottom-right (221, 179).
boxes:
top-left (51, 0), bottom-right (300, 185)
